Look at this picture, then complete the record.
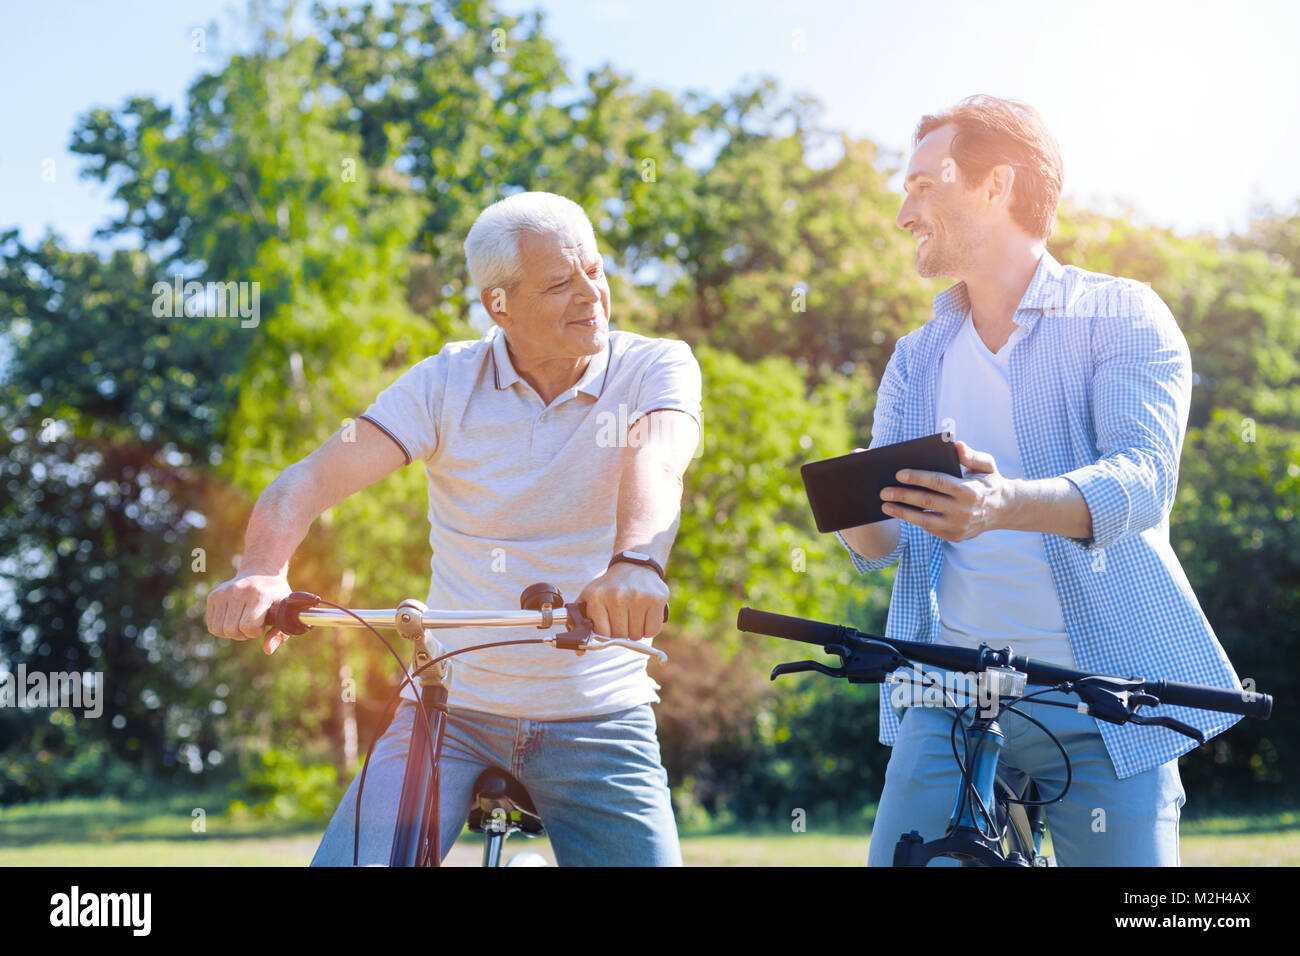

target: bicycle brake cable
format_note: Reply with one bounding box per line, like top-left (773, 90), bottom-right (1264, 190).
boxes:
top-left (947, 681), bottom-right (1083, 844)
top-left (948, 702), bottom-right (1004, 843)
top-left (262, 595), bottom-right (489, 866)
top-left (268, 595), bottom-right (631, 866)
top-left (998, 694), bottom-right (1073, 807)
top-left (927, 670), bottom-right (1005, 845)
top-left (274, 598), bottom-right (445, 868)
top-left (892, 669), bottom-right (987, 836)
top-left (352, 637), bottom-right (549, 866)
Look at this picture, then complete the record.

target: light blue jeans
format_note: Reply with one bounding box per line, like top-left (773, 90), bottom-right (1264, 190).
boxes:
top-left (867, 684), bottom-right (1186, 866)
top-left (311, 699), bottom-right (682, 866)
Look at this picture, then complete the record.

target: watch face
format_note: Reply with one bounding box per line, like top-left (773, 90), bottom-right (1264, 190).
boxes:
top-left (623, 551), bottom-right (651, 561)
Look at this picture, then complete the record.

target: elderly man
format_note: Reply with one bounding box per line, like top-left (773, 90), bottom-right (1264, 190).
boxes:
top-left (205, 191), bottom-right (701, 866)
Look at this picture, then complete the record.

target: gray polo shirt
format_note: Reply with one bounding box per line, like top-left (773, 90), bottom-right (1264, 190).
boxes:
top-left (360, 326), bottom-right (702, 719)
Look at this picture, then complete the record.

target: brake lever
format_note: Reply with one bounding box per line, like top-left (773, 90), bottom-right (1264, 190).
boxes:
top-left (1069, 679), bottom-right (1206, 742)
top-left (546, 602), bottom-right (668, 662)
top-left (768, 639), bottom-right (909, 685)
top-left (1070, 678), bottom-right (1154, 726)
top-left (1130, 713), bottom-right (1206, 743)
top-left (585, 636), bottom-right (668, 664)
top-left (771, 660), bottom-right (846, 681)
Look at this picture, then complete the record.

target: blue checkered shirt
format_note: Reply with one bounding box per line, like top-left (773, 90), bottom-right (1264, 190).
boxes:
top-left (836, 252), bottom-right (1244, 779)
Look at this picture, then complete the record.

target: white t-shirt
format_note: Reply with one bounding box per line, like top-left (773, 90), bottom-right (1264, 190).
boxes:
top-left (933, 312), bottom-right (1076, 667)
top-left (360, 326), bottom-right (702, 719)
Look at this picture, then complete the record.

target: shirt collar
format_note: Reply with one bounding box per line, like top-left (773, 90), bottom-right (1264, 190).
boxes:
top-left (491, 327), bottom-right (522, 390)
top-left (491, 326), bottom-right (611, 400)
top-left (1017, 250), bottom-right (1068, 314)
top-left (932, 250), bottom-right (1068, 330)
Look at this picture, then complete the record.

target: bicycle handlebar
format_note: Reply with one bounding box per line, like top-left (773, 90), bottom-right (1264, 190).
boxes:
top-left (267, 591), bottom-right (668, 662)
top-left (295, 606), bottom-right (581, 630)
top-left (737, 607), bottom-right (1272, 721)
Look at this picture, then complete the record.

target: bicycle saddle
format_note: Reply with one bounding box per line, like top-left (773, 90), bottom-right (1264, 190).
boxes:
top-left (466, 768), bottom-right (545, 836)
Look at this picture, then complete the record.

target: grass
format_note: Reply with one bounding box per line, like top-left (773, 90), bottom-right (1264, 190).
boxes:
top-left (2, 794), bottom-right (1297, 865)
top-left (0, 791), bottom-right (318, 865)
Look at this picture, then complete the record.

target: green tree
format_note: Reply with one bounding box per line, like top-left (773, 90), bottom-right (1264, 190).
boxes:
top-left (1173, 410), bottom-right (1300, 802)
top-left (4, 0), bottom-right (1295, 819)
top-left (654, 344), bottom-right (887, 819)
top-left (0, 236), bottom-right (226, 796)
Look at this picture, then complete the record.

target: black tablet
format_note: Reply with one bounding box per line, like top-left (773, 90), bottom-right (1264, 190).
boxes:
top-left (800, 433), bottom-right (963, 533)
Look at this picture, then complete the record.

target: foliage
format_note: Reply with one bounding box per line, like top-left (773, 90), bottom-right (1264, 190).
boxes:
top-left (229, 748), bottom-right (343, 821)
top-left (1171, 409), bottom-right (1300, 801)
top-left (0, 709), bottom-right (154, 804)
top-left (1050, 204), bottom-right (1300, 430)
top-left (1, 0), bottom-right (1296, 819)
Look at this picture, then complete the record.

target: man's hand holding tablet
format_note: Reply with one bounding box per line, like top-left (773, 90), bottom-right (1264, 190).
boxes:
top-left (877, 440), bottom-right (1012, 542)
top-left (803, 435), bottom-right (1019, 555)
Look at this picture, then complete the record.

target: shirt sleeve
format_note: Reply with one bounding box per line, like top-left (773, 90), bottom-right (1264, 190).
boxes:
top-left (1060, 284), bottom-right (1192, 552)
top-left (358, 352), bottom-right (446, 465)
top-left (835, 333), bottom-right (912, 573)
top-left (629, 338), bottom-right (703, 432)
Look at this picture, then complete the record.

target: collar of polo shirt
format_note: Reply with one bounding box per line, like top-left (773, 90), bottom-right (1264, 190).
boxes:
top-left (490, 325), bottom-right (612, 400)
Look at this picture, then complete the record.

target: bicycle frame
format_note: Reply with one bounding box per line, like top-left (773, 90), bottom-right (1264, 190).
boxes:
top-left (890, 665), bottom-right (1050, 867)
top-left (271, 588), bottom-right (667, 867)
top-left (892, 708), bottom-right (1029, 867)
top-left (999, 777), bottom-right (1049, 863)
top-left (391, 693), bottom-right (446, 866)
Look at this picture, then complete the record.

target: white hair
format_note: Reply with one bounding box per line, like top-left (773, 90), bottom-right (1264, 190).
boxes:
top-left (464, 191), bottom-right (598, 295)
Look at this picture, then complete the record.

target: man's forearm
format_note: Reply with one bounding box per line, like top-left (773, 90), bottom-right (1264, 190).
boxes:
top-left (611, 412), bottom-right (697, 568)
top-left (839, 518), bottom-right (901, 561)
top-left (1002, 477), bottom-right (1094, 539)
top-left (613, 452), bottom-right (685, 568)
top-left (236, 463), bottom-right (324, 576)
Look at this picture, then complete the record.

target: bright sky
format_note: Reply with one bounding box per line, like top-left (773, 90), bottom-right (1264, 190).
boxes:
top-left (3, 0), bottom-right (1298, 250)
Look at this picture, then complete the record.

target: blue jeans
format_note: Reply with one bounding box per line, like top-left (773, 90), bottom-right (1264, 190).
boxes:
top-left (867, 685), bottom-right (1185, 866)
top-left (311, 699), bottom-right (682, 866)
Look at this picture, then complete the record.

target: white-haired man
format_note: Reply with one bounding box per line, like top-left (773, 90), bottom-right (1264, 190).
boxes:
top-left (205, 191), bottom-right (701, 865)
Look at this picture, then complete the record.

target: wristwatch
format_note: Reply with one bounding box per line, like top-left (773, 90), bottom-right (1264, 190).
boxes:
top-left (608, 550), bottom-right (666, 581)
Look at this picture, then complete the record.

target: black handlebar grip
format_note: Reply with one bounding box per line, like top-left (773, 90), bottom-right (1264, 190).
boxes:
top-left (572, 601), bottom-right (592, 629)
top-left (267, 591), bottom-right (320, 636)
top-left (736, 607), bottom-right (851, 647)
top-left (1148, 678), bottom-right (1273, 720)
top-left (266, 599), bottom-right (290, 635)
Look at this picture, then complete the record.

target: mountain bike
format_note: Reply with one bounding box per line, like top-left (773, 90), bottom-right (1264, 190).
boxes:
top-left (736, 607), bottom-right (1273, 867)
top-left (266, 583), bottom-right (667, 867)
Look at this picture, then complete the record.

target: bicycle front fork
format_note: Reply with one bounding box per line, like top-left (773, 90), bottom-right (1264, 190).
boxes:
top-left (893, 715), bottom-right (1023, 867)
top-left (390, 689), bottom-right (448, 867)
top-left (949, 716), bottom-right (1004, 832)
top-left (390, 607), bottom-right (453, 868)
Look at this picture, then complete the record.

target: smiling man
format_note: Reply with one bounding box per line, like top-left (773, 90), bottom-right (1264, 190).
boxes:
top-left (205, 191), bottom-right (701, 865)
top-left (837, 95), bottom-right (1245, 866)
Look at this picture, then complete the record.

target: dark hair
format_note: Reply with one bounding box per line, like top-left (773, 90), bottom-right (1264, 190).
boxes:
top-left (915, 95), bottom-right (1063, 240)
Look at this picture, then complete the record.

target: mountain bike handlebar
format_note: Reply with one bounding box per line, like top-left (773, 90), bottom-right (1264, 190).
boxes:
top-left (736, 607), bottom-right (1272, 721)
